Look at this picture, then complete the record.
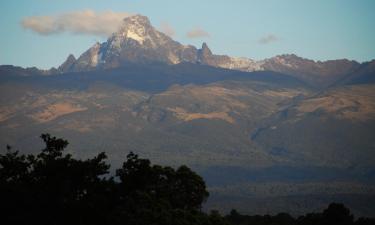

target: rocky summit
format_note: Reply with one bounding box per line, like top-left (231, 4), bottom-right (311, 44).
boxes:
top-left (57, 14), bottom-right (263, 74)
top-left (54, 14), bottom-right (374, 89)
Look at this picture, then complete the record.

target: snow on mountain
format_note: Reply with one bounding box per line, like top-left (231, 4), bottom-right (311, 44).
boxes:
top-left (56, 14), bottom-right (364, 87)
top-left (58, 14), bottom-right (265, 73)
top-left (218, 57), bottom-right (263, 72)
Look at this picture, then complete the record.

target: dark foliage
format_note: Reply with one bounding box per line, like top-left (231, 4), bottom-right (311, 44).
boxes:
top-left (0, 134), bottom-right (214, 225)
top-left (1, 134), bottom-right (113, 225)
top-left (0, 134), bottom-right (374, 225)
top-left (225, 203), bottom-right (375, 225)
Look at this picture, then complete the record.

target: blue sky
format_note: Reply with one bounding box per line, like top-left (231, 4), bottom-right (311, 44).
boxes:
top-left (1, 0), bottom-right (374, 69)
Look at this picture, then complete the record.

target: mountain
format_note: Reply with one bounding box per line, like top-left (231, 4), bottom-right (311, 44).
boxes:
top-left (1, 14), bottom-right (372, 89)
top-left (252, 84), bottom-right (375, 168)
top-left (0, 64), bottom-right (313, 167)
top-left (53, 14), bottom-right (374, 89)
top-left (1, 62), bottom-right (374, 216)
top-left (1, 13), bottom-right (375, 217)
top-left (261, 54), bottom-right (361, 87)
top-left (59, 15), bottom-right (196, 72)
top-left (58, 54), bottom-right (77, 72)
top-left (337, 60), bottom-right (375, 85)
top-left (0, 65), bottom-right (48, 77)
top-left (56, 14), bottom-right (263, 74)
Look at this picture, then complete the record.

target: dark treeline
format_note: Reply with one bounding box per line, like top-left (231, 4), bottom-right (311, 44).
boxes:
top-left (0, 134), bottom-right (374, 225)
top-left (225, 205), bottom-right (375, 225)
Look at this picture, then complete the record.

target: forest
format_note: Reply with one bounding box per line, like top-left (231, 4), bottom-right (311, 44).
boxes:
top-left (1, 134), bottom-right (374, 225)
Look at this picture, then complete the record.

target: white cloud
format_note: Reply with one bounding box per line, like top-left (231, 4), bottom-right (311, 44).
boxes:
top-left (186, 27), bottom-right (210, 39)
top-left (21, 10), bottom-right (131, 36)
top-left (159, 22), bottom-right (175, 37)
top-left (258, 34), bottom-right (280, 44)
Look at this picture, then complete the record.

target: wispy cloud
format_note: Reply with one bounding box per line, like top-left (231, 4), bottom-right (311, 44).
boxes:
top-left (186, 27), bottom-right (210, 39)
top-left (159, 22), bottom-right (175, 37)
top-left (21, 10), bottom-right (131, 36)
top-left (258, 34), bottom-right (280, 44)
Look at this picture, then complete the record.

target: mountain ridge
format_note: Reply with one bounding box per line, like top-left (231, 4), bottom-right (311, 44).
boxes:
top-left (1, 14), bottom-right (373, 88)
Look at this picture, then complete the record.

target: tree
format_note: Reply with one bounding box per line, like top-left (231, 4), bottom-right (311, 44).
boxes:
top-left (322, 203), bottom-right (354, 225)
top-left (116, 152), bottom-right (208, 211)
top-left (0, 134), bottom-right (113, 225)
top-left (169, 165), bottom-right (209, 210)
top-left (1, 134), bottom-right (211, 225)
top-left (355, 218), bottom-right (375, 225)
top-left (4, 134), bottom-right (369, 225)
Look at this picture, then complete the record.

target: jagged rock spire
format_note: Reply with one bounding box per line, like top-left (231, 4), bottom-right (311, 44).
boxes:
top-left (197, 42), bottom-right (213, 64)
top-left (58, 54), bottom-right (76, 73)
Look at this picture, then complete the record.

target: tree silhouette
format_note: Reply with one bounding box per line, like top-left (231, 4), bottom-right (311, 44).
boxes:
top-left (322, 203), bottom-right (354, 225)
top-left (1, 134), bottom-right (212, 225)
top-left (1, 134), bottom-right (374, 225)
top-left (1, 134), bottom-right (113, 225)
top-left (112, 151), bottom-right (209, 225)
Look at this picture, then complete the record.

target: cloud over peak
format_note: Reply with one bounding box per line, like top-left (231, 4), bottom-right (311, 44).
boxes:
top-left (21, 10), bottom-right (131, 36)
top-left (159, 22), bottom-right (175, 37)
top-left (258, 34), bottom-right (280, 44)
top-left (186, 27), bottom-right (210, 39)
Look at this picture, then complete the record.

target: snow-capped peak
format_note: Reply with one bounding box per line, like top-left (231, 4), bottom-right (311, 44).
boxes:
top-left (115, 14), bottom-right (152, 45)
top-left (58, 14), bottom-right (265, 72)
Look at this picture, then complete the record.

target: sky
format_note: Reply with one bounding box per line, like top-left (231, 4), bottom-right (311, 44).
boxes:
top-left (1, 0), bottom-right (374, 69)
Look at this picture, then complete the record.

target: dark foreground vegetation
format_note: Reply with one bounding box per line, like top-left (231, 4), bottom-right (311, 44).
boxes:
top-left (1, 134), bottom-right (374, 225)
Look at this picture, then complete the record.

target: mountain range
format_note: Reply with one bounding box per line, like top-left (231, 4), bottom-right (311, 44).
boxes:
top-left (1, 14), bottom-right (375, 216)
top-left (5, 14), bottom-right (373, 87)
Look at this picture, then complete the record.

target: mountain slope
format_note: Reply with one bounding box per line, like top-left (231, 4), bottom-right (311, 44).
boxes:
top-left (252, 84), bottom-right (375, 168)
top-left (1, 13), bottom-right (375, 218)
top-left (1, 75), bottom-right (374, 216)
top-left (262, 54), bottom-right (361, 87)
